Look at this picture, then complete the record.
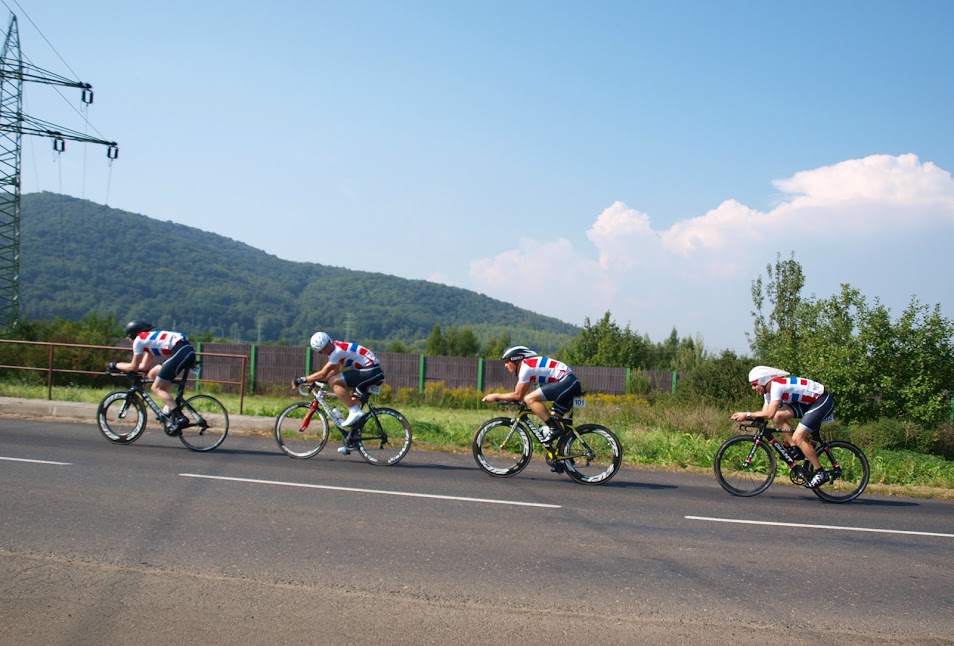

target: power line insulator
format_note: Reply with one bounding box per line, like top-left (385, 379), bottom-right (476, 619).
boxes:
top-left (107, 145), bottom-right (118, 159)
top-left (53, 138), bottom-right (65, 152)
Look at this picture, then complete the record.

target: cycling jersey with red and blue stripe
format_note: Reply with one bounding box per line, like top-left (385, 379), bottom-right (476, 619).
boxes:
top-left (765, 376), bottom-right (826, 405)
top-left (328, 341), bottom-right (378, 369)
top-left (132, 330), bottom-right (188, 357)
top-left (517, 356), bottom-right (571, 384)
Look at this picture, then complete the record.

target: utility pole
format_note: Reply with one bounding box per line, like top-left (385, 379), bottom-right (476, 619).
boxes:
top-left (0, 14), bottom-right (118, 330)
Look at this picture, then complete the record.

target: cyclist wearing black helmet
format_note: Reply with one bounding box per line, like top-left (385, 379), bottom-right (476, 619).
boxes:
top-left (109, 320), bottom-right (196, 435)
top-left (482, 345), bottom-right (583, 444)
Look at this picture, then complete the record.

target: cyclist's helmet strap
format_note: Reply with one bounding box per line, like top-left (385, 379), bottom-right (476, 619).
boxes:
top-left (748, 365), bottom-right (789, 386)
top-left (501, 345), bottom-right (537, 362)
top-left (124, 319), bottom-right (154, 339)
top-left (310, 331), bottom-right (332, 352)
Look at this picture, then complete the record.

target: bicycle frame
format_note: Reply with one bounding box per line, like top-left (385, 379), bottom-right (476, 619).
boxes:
top-left (295, 381), bottom-right (382, 437)
top-left (739, 419), bottom-right (843, 480)
top-left (494, 401), bottom-right (589, 460)
top-left (111, 371), bottom-right (190, 421)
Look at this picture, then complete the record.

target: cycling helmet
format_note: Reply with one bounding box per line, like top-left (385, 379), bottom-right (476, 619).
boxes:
top-left (310, 331), bottom-right (332, 352)
top-left (501, 345), bottom-right (537, 362)
top-left (124, 320), bottom-right (154, 339)
top-left (748, 365), bottom-right (790, 386)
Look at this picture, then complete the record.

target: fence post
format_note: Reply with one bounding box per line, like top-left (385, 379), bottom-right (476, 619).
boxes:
top-left (249, 344), bottom-right (257, 395)
top-left (625, 367), bottom-right (631, 395)
top-left (672, 371), bottom-right (678, 395)
top-left (418, 354), bottom-right (425, 392)
top-left (194, 342), bottom-right (202, 392)
top-left (477, 357), bottom-right (484, 392)
top-left (305, 346), bottom-right (313, 375)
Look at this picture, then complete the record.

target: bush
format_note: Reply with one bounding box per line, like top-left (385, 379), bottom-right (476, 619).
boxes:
top-left (846, 418), bottom-right (942, 455)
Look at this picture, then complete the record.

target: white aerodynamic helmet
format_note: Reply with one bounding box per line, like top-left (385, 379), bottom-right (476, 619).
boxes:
top-left (310, 331), bottom-right (332, 352)
top-left (748, 365), bottom-right (790, 386)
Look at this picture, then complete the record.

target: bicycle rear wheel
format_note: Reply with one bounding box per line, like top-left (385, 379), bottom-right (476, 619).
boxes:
top-left (560, 424), bottom-right (622, 485)
top-left (714, 435), bottom-right (777, 496)
top-left (178, 394), bottom-right (229, 452)
top-left (472, 417), bottom-right (533, 478)
top-left (354, 407), bottom-right (412, 465)
top-left (96, 391), bottom-right (146, 444)
top-left (275, 402), bottom-right (330, 458)
top-left (811, 441), bottom-right (870, 503)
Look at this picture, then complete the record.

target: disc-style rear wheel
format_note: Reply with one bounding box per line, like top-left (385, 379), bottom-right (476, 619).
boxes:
top-left (811, 441), bottom-right (870, 503)
top-left (560, 424), bottom-right (622, 485)
top-left (178, 394), bottom-right (229, 452)
top-left (275, 402), bottom-right (330, 458)
top-left (96, 391), bottom-right (146, 444)
top-left (472, 417), bottom-right (533, 477)
top-left (354, 407), bottom-right (412, 465)
top-left (714, 435), bottom-right (777, 496)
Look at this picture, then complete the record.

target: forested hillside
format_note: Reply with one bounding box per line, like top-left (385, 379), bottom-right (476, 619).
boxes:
top-left (18, 192), bottom-right (578, 350)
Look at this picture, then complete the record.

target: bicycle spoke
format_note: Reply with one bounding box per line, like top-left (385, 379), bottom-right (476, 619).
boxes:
top-left (561, 425), bottom-right (622, 485)
top-left (355, 408), bottom-right (412, 465)
top-left (178, 394), bottom-right (229, 452)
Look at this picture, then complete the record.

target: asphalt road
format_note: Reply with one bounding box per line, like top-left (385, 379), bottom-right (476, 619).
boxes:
top-left (1, 414), bottom-right (952, 646)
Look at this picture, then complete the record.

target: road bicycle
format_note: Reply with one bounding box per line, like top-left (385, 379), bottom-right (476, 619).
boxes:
top-left (472, 400), bottom-right (622, 485)
top-left (97, 369), bottom-right (229, 452)
top-left (274, 381), bottom-right (412, 466)
top-left (713, 418), bottom-right (870, 503)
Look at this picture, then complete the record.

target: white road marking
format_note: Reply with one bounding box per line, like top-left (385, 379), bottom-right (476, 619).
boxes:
top-left (181, 473), bottom-right (561, 508)
top-left (686, 515), bottom-right (954, 538)
top-left (0, 456), bottom-right (72, 465)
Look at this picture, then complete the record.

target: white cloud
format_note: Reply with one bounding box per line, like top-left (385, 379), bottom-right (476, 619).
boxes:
top-left (468, 154), bottom-right (954, 351)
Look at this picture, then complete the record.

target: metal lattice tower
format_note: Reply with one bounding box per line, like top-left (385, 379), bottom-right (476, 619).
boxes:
top-left (0, 14), bottom-right (117, 330)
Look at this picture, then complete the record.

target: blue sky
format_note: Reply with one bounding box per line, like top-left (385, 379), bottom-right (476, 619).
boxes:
top-left (9, 0), bottom-right (954, 352)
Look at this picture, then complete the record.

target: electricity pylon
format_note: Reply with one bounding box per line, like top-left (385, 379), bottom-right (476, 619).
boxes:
top-left (0, 14), bottom-right (118, 330)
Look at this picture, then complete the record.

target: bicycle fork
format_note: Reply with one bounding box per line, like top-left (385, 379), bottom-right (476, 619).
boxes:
top-left (297, 402), bottom-right (320, 432)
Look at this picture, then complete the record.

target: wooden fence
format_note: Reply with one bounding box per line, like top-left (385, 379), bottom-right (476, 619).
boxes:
top-left (197, 343), bottom-right (677, 396)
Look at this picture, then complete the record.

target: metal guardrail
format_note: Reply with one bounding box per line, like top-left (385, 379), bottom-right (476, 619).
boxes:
top-left (0, 338), bottom-right (249, 414)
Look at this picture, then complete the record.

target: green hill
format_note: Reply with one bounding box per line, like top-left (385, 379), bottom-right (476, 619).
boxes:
top-left (18, 192), bottom-right (578, 350)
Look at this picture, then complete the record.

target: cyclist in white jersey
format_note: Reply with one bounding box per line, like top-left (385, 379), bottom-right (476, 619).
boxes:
top-left (482, 345), bottom-right (583, 444)
top-left (294, 332), bottom-right (385, 442)
top-left (731, 366), bottom-right (836, 488)
top-left (109, 320), bottom-right (196, 435)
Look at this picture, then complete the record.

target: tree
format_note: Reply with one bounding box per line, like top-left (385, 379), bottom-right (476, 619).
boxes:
top-left (424, 325), bottom-right (447, 356)
top-left (749, 251), bottom-right (806, 372)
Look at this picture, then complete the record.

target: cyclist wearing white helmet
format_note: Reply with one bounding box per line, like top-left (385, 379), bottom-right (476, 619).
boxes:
top-left (108, 320), bottom-right (195, 435)
top-left (293, 332), bottom-right (384, 440)
top-left (482, 345), bottom-right (583, 444)
top-left (731, 365), bottom-right (836, 488)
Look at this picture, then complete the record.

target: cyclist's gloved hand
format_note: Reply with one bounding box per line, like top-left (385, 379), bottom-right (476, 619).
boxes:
top-left (293, 376), bottom-right (307, 386)
top-left (107, 361), bottom-right (118, 372)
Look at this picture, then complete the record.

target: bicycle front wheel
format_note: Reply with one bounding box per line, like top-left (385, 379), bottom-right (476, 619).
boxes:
top-left (714, 435), bottom-right (777, 497)
top-left (560, 424), bottom-right (622, 485)
top-left (472, 417), bottom-right (533, 478)
top-left (96, 391), bottom-right (146, 444)
top-left (275, 402), bottom-right (330, 458)
top-left (354, 407), bottom-right (412, 465)
top-left (812, 441), bottom-right (870, 503)
top-left (178, 394), bottom-right (229, 452)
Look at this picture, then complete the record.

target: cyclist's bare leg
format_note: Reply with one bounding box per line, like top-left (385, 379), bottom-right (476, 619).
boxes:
top-left (524, 390), bottom-right (552, 424)
top-left (792, 424), bottom-right (821, 470)
top-left (147, 366), bottom-right (177, 411)
top-left (772, 407), bottom-right (795, 443)
top-left (329, 375), bottom-right (359, 410)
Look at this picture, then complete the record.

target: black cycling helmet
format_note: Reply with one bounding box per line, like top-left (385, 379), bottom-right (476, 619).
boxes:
top-left (124, 320), bottom-right (154, 339)
top-left (501, 345), bottom-right (537, 362)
